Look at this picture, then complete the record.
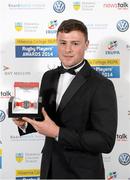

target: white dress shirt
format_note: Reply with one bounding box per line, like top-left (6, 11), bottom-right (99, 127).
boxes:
top-left (56, 61), bottom-right (85, 110)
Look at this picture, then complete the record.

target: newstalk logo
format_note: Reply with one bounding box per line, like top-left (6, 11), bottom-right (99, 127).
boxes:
top-left (103, 2), bottom-right (128, 10)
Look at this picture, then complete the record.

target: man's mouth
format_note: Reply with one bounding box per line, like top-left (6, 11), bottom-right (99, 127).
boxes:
top-left (64, 55), bottom-right (73, 57)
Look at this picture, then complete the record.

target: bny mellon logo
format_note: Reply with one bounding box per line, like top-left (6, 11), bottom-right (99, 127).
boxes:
top-left (3, 66), bottom-right (10, 71)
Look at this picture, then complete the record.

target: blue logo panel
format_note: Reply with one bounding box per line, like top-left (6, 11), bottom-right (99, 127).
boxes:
top-left (16, 177), bottom-right (40, 180)
top-left (16, 46), bottom-right (58, 58)
top-left (93, 66), bottom-right (120, 78)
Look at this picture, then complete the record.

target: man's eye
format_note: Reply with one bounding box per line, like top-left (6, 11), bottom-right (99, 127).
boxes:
top-left (60, 42), bottom-right (66, 45)
top-left (73, 42), bottom-right (79, 45)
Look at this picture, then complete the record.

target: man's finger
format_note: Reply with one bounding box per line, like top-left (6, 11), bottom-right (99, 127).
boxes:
top-left (22, 117), bottom-right (36, 125)
top-left (42, 107), bottom-right (47, 118)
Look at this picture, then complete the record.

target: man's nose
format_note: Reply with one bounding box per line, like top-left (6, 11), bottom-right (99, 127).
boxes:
top-left (65, 44), bottom-right (72, 52)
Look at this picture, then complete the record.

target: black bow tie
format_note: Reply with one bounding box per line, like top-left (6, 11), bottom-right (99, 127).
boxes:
top-left (58, 60), bottom-right (85, 75)
top-left (58, 66), bottom-right (76, 75)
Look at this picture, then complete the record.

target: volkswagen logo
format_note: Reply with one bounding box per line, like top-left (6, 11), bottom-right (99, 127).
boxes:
top-left (116, 19), bottom-right (129, 32)
top-left (119, 153), bottom-right (130, 165)
top-left (53, 1), bottom-right (65, 13)
top-left (0, 110), bottom-right (6, 122)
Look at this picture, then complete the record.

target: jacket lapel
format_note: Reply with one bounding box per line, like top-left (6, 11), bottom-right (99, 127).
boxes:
top-left (47, 69), bottom-right (60, 112)
top-left (57, 60), bottom-right (91, 113)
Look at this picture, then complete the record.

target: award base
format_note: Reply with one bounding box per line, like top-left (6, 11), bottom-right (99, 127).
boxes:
top-left (8, 82), bottom-right (43, 119)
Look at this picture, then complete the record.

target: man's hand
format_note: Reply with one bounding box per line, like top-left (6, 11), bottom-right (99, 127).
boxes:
top-left (22, 107), bottom-right (60, 138)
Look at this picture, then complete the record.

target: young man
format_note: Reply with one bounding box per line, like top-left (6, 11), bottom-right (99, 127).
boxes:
top-left (14, 19), bottom-right (117, 179)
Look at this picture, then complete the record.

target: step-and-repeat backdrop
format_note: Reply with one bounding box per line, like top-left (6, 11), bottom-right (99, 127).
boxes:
top-left (0, 0), bottom-right (130, 179)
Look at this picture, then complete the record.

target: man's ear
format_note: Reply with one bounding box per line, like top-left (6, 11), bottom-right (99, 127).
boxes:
top-left (85, 40), bottom-right (89, 50)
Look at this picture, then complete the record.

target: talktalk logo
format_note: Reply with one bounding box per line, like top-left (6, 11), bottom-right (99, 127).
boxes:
top-left (103, 2), bottom-right (128, 10)
top-left (117, 133), bottom-right (127, 141)
top-left (0, 91), bottom-right (11, 98)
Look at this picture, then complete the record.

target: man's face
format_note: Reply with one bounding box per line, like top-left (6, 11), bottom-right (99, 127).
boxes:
top-left (57, 30), bottom-right (89, 67)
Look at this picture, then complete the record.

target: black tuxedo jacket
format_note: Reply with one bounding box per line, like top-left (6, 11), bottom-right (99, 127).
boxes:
top-left (20, 60), bottom-right (117, 179)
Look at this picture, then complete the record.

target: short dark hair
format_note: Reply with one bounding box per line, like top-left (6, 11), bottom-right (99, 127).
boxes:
top-left (57, 19), bottom-right (88, 41)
